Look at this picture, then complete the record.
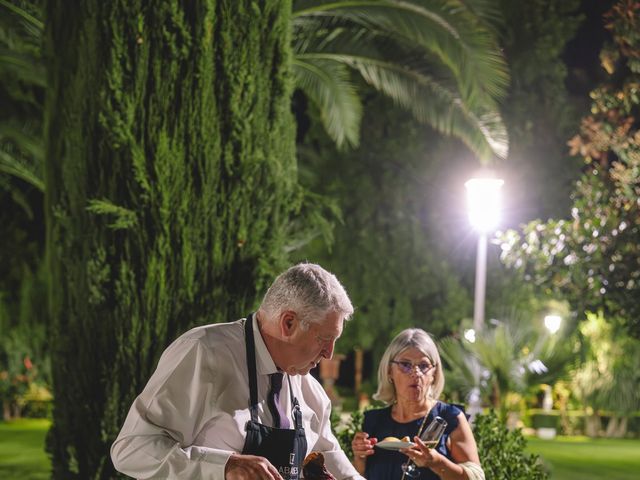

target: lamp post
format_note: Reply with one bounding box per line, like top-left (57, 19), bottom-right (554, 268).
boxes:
top-left (465, 177), bottom-right (504, 333)
top-left (464, 176), bottom-right (504, 418)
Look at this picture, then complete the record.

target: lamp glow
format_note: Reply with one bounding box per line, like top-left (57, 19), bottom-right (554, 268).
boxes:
top-left (465, 178), bottom-right (504, 232)
top-left (544, 314), bottom-right (562, 334)
top-left (464, 329), bottom-right (476, 343)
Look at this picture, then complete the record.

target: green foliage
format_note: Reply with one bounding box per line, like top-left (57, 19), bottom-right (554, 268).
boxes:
top-left (296, 95), bottom-right (472, 369)
top-left (85, 199), bottom-right (137, 230)
top-left (571, 312), bottom-right (640, 421)
top-left (43, 1), bottom-right (298, 478)
top-left (499, 0), bottom-right (640, 337)
top-left (292, 0), bottom-right (509, 161)
top-left (474, 410), bottom-right (548, 480)
top-left (330, 408), bottom-right (365, 461)
top-left (0, 0), bottom-right (45, 304)
top-left (0, 258), bottom-right (50, 421)
top-left (0, 0), bottom-right (44, 196)
top-left (530, 411), bottom-right (560, 429)
top-left (440, 316), bottom-right (575, 415)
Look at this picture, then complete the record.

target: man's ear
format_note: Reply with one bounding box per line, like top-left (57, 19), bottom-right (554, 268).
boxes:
top-left (279, 310), bottom-right (298, 338)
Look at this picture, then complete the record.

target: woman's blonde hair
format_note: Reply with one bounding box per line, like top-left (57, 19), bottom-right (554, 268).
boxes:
top-left (373, 328), bottom-right (445, 404)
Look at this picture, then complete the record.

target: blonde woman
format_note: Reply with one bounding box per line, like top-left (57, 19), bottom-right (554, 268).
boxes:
top-left (351, 329), bottom-right (483, 480)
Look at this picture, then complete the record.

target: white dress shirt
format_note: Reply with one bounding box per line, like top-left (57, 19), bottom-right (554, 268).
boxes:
top-left (111, 317), bottom-right (364, 479)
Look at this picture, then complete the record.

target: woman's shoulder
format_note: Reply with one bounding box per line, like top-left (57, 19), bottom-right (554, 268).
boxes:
top-left (433, 401), bottom-right (464, 429)
top-left (434, 400), bottom-right (464, 415)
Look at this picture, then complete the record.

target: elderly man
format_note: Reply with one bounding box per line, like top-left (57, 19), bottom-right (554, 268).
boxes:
top-left (111, 263), bottom-right (364, 480)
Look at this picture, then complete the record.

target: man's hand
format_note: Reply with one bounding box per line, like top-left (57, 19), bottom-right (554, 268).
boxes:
top-left (225, 453), bottom-right (284, 480)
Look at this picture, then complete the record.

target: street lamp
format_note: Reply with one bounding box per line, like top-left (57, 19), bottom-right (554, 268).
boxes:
top-left (544, 314), bottom-right (562, 334)
top-left (465, 177), bottom-right (504, 333)
top-left (465, 176), bottom-right (503, 419)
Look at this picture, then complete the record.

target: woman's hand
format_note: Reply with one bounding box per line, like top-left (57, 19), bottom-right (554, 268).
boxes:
top-left (401, 436), bottom-right (443, 469)
top-left (351, 431), bottom-right (377, 460)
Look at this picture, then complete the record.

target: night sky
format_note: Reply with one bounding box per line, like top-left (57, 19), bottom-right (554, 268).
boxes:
top-left (564, 0), bottom-right (616, 96)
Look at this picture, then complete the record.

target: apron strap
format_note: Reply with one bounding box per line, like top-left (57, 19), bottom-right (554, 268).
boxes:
top-left (244, 314), bottom-right (260, 423)
top-left (245, 312), bottom-right (304, 428)
top-left (288, 376), bottom-right (303, 430)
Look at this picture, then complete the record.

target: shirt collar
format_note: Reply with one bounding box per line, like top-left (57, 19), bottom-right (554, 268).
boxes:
top-left (252, 314), bottom-right (279, 376)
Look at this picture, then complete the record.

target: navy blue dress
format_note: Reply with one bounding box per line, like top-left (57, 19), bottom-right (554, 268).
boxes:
top-left (363, 401), bottom-right (462, 480)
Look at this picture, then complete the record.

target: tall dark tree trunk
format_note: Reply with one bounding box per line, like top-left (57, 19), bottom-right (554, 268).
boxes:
top-left (43, 1), bottom-right (296, 477)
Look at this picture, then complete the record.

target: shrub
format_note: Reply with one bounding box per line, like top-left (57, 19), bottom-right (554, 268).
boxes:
top-left (331, 408), bottom-right (364, 461)
top-left (530, 410), bottom-right (560, 430)
top-left (475, 410), bottom-right (549, 479)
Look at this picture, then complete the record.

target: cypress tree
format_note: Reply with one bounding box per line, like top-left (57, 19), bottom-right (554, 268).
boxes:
top-left (43, 1), bottom-right (296, 477)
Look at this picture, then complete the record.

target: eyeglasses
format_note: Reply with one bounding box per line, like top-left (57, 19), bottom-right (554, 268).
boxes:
top-left (390, 360), bottom-right (436, 375)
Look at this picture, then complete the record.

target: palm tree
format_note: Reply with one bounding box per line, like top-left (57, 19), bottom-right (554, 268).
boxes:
top-left (292, 0), bottom-right (509, 160)
top-left (440, 315), bottom-right (574, 418)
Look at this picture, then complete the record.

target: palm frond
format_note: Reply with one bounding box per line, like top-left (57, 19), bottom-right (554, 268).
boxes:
top-left (0, 148), bottom-right (43, 190)
top-left (456, 0), bottom-right (504, 29)
top-left (293, 57), bottom-right (363, 149)
top-left (351, 55), bottom-right (507, 159)
top-left (439, 336), bottom-right (482, 396)
top-left (299, 50), bottom-right (507, 160)
top-left (293, 0), bottom-right (509, 103)
top-left (292, 0), bottom-right (509, 159)
top-left (0, 0), bottom-right (43, 32)
top-left (0, 48), bottom-right (45, 87)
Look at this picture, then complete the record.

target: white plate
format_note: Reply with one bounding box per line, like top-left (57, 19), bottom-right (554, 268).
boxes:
top-left (375, 440), bottom-right (415, 450)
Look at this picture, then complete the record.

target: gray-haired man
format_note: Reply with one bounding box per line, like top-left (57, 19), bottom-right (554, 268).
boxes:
top-left (112, 263), bottom-right (364, 480)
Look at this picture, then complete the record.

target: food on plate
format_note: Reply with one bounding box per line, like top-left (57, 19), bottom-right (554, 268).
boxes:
top-left (303, 452), bottom-right (336, 480)
top-left (381, 435), bottom-right (411, 443)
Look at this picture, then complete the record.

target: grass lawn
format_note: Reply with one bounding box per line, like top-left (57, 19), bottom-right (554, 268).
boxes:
top-left (0, 419), bottom-right (51, 480)
top-left (526, 435), bottom-right (640, 480)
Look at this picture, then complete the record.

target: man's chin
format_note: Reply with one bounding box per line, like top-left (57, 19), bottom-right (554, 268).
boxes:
top-left (288, 363), bottom-right (317, 376)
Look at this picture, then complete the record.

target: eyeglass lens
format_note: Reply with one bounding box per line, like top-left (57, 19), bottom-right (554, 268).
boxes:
top-left (393, 361), bottom-right (434, 374)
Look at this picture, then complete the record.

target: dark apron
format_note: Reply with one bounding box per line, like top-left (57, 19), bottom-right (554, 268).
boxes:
top-left (241, 314), bottom-right (307, 480)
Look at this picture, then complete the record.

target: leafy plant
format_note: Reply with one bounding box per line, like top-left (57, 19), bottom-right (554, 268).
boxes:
top-left (330, 408), bottom-right (365, 461)
top-left (440, 315), bottom-right (575, 418)
top-left (498, 0), bottom-right (640, 339)
top-left (292, 0), bottom-right (509, 159)
top-left (474, 410), bottom-right (549, 480)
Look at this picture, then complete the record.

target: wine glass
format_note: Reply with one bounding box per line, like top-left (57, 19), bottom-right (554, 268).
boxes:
top-left (400, 416), bottom-right (448, 479)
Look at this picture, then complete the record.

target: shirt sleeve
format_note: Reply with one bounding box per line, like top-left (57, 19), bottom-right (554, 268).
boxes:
top-left (310, 394), bottom-right (366, 480)
top-left (111, 336), bottom-right (232, 479)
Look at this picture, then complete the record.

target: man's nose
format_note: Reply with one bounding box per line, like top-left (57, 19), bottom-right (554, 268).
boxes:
top-left (323, 340), bottom-right (335, 359)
